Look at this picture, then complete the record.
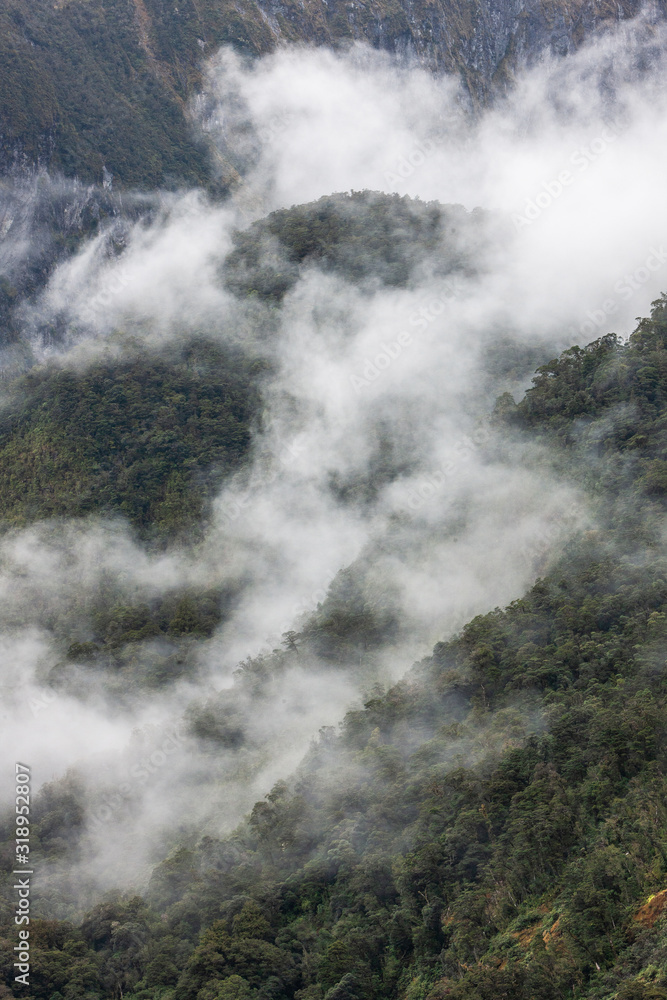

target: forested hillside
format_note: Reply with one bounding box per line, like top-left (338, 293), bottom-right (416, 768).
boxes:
top-left (0, 191), bottom-right (488, 537)
top-left (3, 294), bottom-right (667, 999)
top-left (0, 340), bottom-right (262, 539)
top-left (3, 0), bottom-right (667, 990)
top-left (0, 0), bottom-right (657, 186)
top-left (222, 193), bottom-right (488, 300)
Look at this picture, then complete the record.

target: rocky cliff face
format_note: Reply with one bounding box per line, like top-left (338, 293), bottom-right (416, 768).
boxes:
top-left (254, 0), bottom-right (653, 99)
top-left (0, 0), bottom-right (663, 186)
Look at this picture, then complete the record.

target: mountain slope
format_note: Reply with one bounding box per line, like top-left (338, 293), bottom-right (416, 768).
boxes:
top-left (0, 340), bottom-right (261, 539)
top-left (0, 0), bottom-right (659, 187)
top-left (3, 299), bottom-right (667, 999)
top-left (0, 190), bottom-right (487, 535)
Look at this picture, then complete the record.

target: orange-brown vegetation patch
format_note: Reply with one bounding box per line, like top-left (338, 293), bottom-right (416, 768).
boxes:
top-left (543, 916), bottom-right (563, 950)
top-left (512, 923), bottom-right (541, 947)
top-left (635, 889), bottom-right (667, 928)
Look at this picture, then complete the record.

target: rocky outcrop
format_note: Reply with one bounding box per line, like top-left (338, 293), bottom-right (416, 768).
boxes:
top-left (263, 0), bottom-right (663, 101)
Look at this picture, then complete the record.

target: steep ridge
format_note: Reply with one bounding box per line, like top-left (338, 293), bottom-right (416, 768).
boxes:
top-left (0, 0), bottom-right (662, 186)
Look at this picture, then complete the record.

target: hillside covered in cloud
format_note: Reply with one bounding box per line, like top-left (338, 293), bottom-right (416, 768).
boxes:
top-left (1, 0), bottom-right (664, 185)
top-left (2, 17), bottom-right (667, 1000)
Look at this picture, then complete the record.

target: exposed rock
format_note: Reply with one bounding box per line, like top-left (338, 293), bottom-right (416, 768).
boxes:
top-left (0, 0), bottom-right (665, 184)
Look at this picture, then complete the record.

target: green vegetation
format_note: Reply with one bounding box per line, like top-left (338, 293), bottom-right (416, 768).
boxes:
top-left (0, 190), bottom-right (490, 543)
top-left (223, 192), bottom-right (486, 300)
top-left (4, 301), bottom-right (667, 997)
top-left (503, 294), bottom-right (667, 539)
top-left (0, 0), bottom-right (641, 186)
top-left (0, 0), bottom-right (214, 188)
top-left (0, 338), bottom-right (264, 540)
top-left (0, 0), bottom-right (427, 187)
top-left (1, 0), bottom-right (418, 187)
top-left (0, 335), bottom-right (262, 690)
top-left (54, 585), bottom-right (235, 689)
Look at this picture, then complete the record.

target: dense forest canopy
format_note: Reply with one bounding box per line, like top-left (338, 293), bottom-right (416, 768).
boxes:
top-left (4, 1), bottom-right (667, 996)
top-left (2, 286), bottom-right (667, 998)
top-left (0, 340), bottom-right (262, 539)
top-left (222, 193), bottom-right (489, 301)
top-left (0, 190), bottom-right (495, 539)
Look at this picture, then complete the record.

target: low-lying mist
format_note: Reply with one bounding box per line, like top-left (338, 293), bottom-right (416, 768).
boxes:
top-left (1, 16), bottom-right (667, 914)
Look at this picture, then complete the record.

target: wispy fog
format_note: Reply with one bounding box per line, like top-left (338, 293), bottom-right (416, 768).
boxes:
top-left (1, 17), bottom-right (667, 909)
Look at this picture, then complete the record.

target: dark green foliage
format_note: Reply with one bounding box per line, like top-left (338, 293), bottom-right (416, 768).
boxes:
top-left (0, 0), bottom-right (214, 187)
top-left (324, 973), bottom-right (364, 1000)
top-left (426, 964), bottom-right (565, 999)
top-left (0, 339), bottom-right (264, 539)
top-left (301, 564), bottom-right (400, 660)
top-left (7, 304), bottom-right (667, 998)
top-left (89, 589), bottom-right (226, 648)
top-left (615, 984), bottom-right (667, 999)
top-left (507, 294), bottom-right (667, 517)
top-left (223, 192), bottom-right (488, 300)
